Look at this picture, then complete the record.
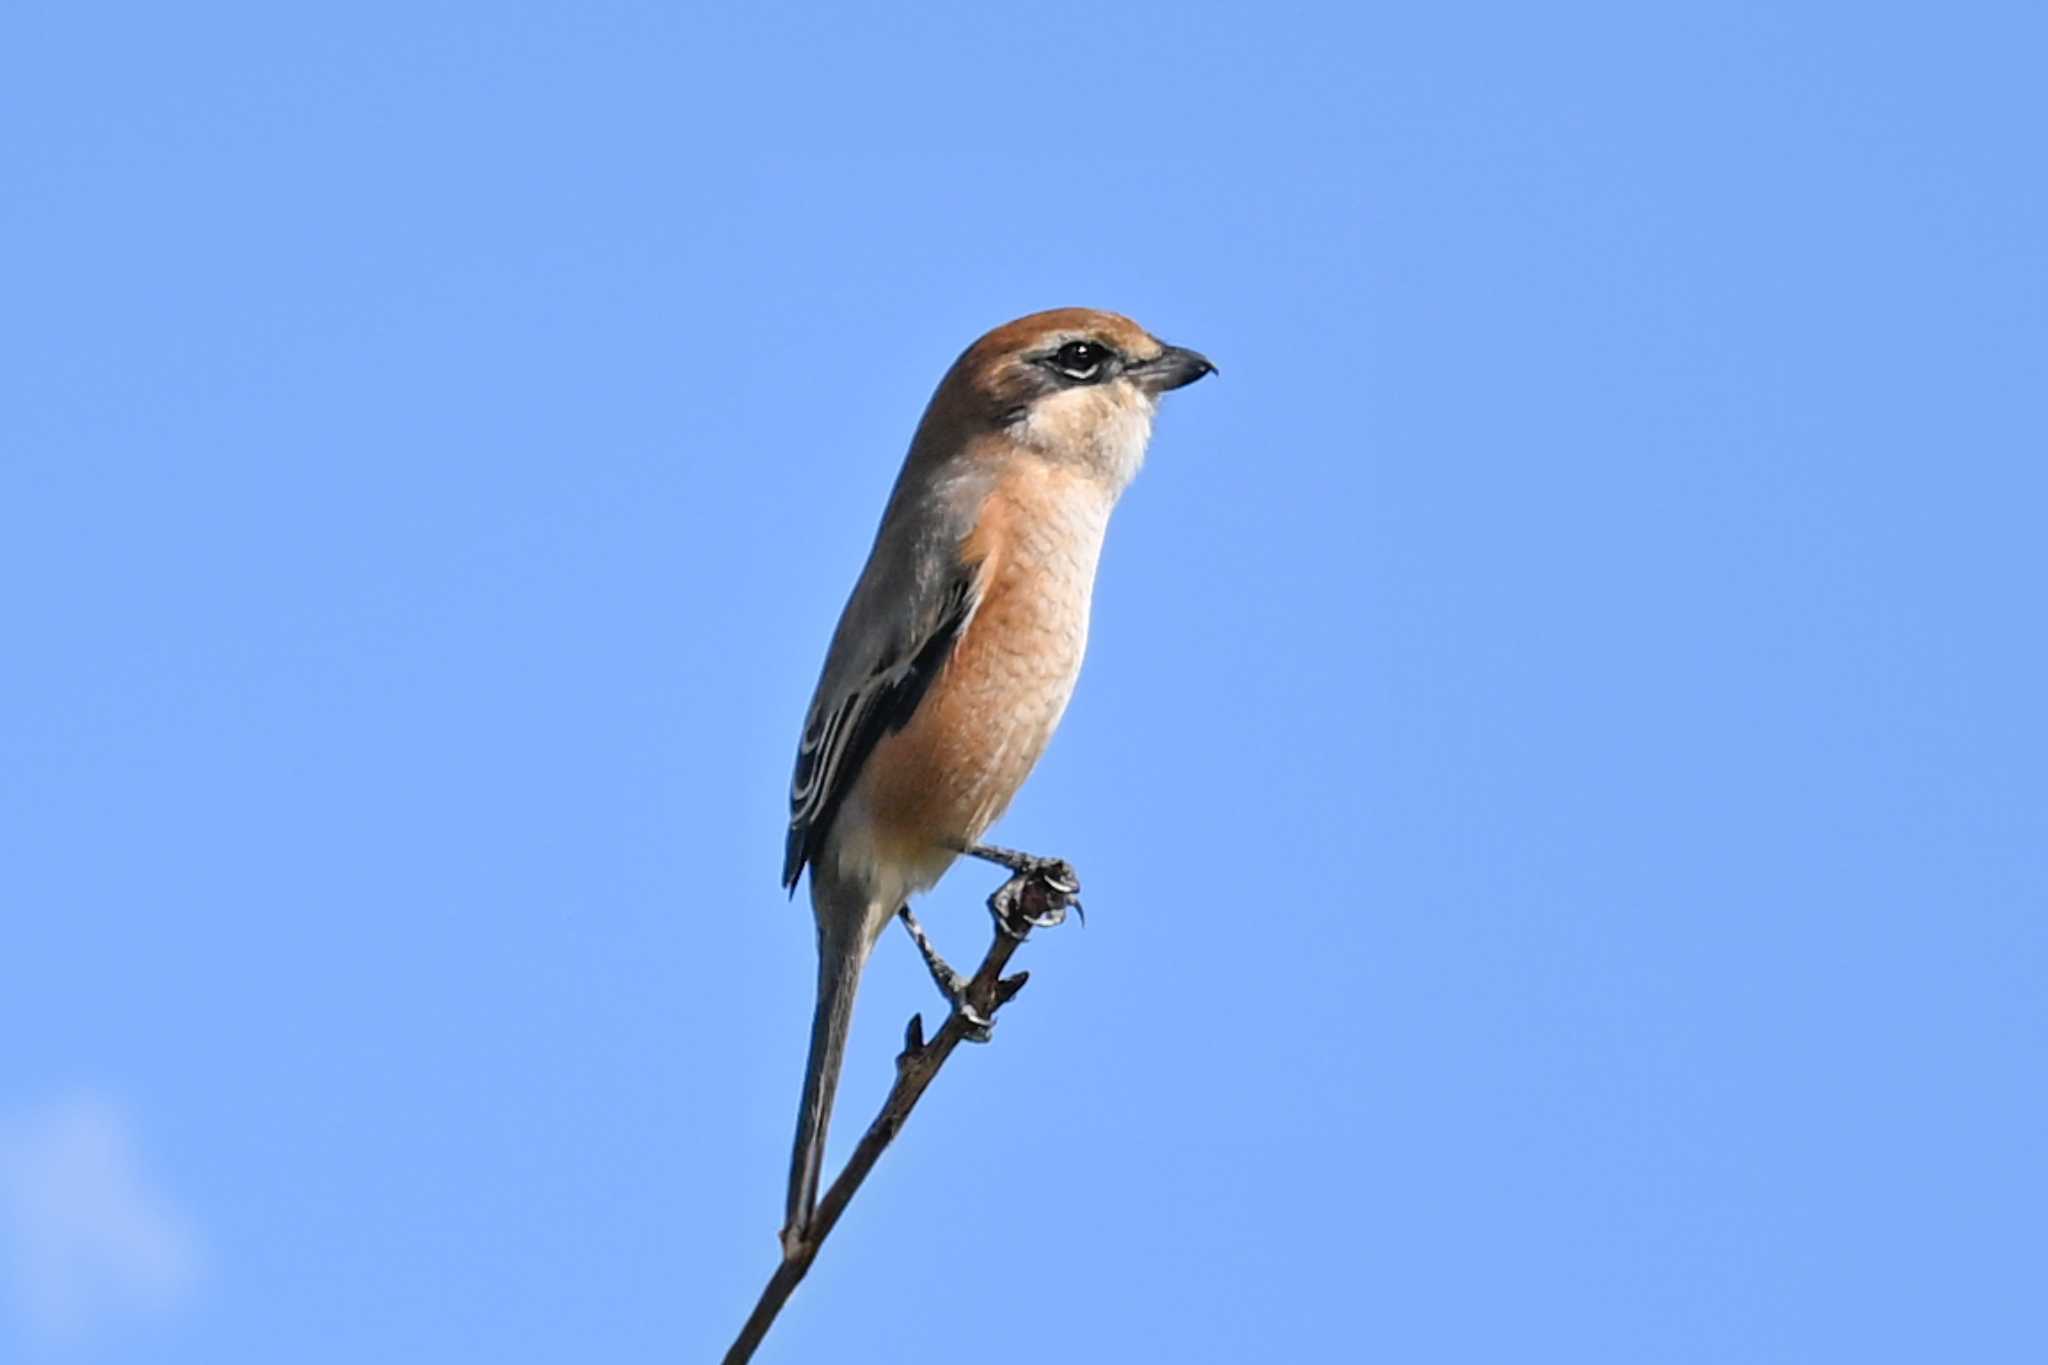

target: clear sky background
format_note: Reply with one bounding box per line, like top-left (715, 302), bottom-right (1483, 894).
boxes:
top-left (4, 4), bottom-right (2043, 1362)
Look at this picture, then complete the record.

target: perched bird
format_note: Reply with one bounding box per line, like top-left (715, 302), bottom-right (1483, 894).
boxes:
top-left (779, 307), bottom-right (1214, 1252)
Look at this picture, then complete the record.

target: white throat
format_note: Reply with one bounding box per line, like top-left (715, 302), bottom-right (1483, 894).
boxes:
top-left (1015, 387), bottom-right (1156, 496)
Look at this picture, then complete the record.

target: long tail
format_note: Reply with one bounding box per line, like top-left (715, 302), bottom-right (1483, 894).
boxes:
top-left (782, 921), bottom-right (865, 1249)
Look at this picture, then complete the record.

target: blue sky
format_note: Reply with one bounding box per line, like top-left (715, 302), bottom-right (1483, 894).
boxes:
top-left (3, 3), bottom-right (2043, 1361)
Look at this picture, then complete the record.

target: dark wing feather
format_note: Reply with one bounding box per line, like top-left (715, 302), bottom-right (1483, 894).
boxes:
top-left (782, 567), bottom-right (979, 891)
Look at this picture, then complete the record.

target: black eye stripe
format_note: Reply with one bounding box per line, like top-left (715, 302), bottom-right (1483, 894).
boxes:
top-left (1046, 339), bottom-right (1116, 382)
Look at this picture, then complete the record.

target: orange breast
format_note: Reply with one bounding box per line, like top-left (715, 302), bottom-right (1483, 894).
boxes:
top-left (857, 464), bottom-right (1110, 866)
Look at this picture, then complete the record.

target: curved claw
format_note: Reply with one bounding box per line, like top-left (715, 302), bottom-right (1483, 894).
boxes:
top-left (984, 853), bottom-right (1084, 931)
top-left (956, 998), bottom-right (994, 1043)
top-left (1021, 903), bottom-right (1069, 930)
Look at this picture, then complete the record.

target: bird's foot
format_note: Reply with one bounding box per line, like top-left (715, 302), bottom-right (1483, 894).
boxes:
top-left (974, 848), bottom-right (1084, 939)
top-left (897, 905), bottom-right (994, 1041)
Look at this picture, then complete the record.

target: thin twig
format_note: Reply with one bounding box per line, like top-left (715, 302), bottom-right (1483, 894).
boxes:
top-left (722, 865), bottom-right (1075, 1364)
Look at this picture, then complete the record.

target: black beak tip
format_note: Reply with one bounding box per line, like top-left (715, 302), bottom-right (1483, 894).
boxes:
top-left (1152, 344), bottom-right (1218, 392)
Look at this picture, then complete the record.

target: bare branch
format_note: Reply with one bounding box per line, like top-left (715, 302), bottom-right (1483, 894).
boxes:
top-left (722, 863), bottom-right (1078, 1364)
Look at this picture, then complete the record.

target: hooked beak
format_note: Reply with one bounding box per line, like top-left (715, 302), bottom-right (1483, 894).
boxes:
top-left (1130, 343), bottom-right (1217, 395)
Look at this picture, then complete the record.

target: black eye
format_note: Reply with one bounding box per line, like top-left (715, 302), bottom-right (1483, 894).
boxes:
top-left (1050, 340), bottom-right (1112, 381)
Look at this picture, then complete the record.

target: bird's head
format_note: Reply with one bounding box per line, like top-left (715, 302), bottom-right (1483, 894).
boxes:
top-left (933, 308), bottom-right (1215, 489)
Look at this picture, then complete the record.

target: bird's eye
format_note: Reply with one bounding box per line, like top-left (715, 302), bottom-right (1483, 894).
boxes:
top-left (1050, 340), bottom-right (1111, 381)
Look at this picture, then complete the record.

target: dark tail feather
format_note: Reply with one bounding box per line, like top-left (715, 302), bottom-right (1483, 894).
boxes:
top-left (783, 932), bottom-right (864, 1248)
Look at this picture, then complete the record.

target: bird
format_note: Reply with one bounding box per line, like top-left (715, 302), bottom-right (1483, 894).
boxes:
top-left (778, 307), bottom-right (1215, 1253)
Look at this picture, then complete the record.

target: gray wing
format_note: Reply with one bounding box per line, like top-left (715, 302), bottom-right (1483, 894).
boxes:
top-left (782, 481), bottom-right (987, 892)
